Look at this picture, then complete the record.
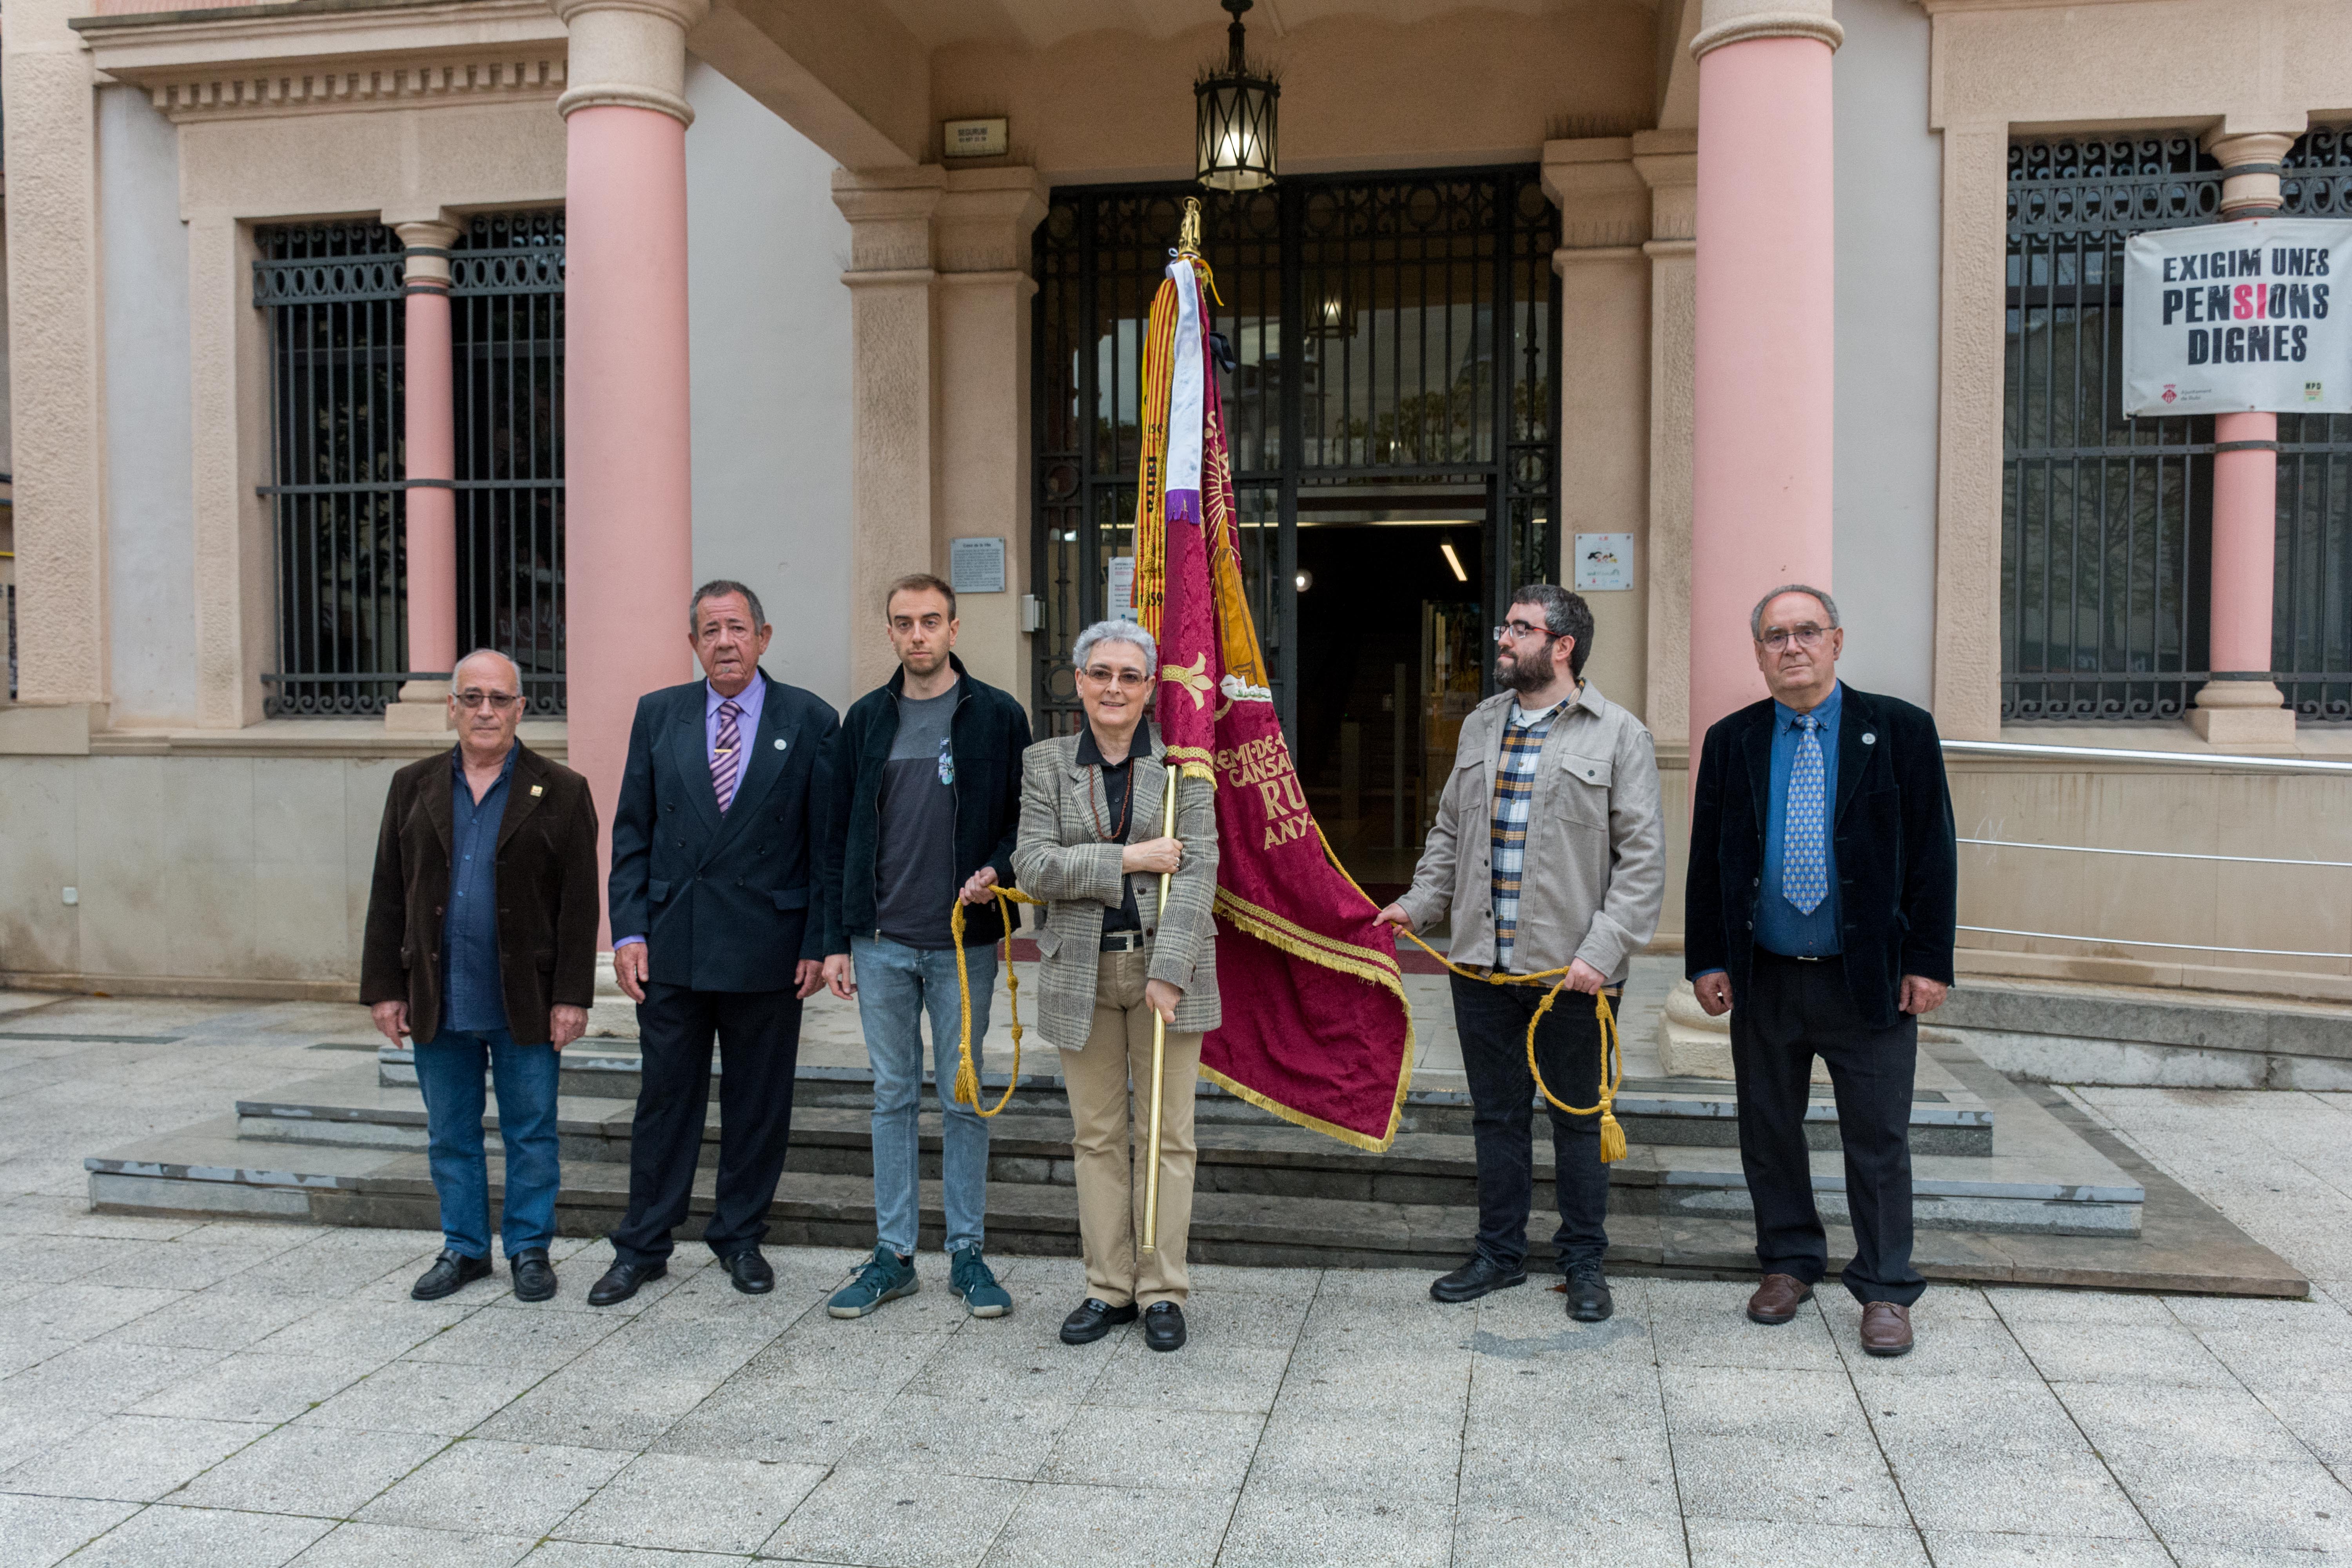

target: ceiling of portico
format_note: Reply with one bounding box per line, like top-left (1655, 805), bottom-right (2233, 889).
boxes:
top-left (700, 0), bottom-right (1672, 180)
top-left (869, 0), bottom-right (1653, 53)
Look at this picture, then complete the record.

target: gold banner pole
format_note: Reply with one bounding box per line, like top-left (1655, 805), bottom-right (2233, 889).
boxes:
top-left (1142, 196), bottom-right (1203, 1258)
top-left (1141, 766), bottom-right (1178, 1254)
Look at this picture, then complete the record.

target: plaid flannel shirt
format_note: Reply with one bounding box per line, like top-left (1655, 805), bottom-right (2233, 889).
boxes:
top-left (1490, 696), bottom-right (1570, 971)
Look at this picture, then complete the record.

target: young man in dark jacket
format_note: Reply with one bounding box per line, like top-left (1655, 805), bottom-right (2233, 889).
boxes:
top-left (819, 573), bottom-right (1032, 1319)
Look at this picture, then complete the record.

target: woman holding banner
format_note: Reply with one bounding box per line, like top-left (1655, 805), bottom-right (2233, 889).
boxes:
top-left (1013, 617), bottom-right (1221, 1354)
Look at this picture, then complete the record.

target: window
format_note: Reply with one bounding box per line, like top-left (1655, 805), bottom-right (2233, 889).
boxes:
top-left (255, 209), bottom-right (566, 717)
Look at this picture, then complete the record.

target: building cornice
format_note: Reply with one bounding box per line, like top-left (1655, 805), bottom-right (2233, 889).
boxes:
top-left (75, 0), bottom-right (566, 123)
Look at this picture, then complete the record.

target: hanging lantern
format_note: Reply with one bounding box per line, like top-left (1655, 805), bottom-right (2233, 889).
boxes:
top-left (1196, 0), bottom-right (1278, 192)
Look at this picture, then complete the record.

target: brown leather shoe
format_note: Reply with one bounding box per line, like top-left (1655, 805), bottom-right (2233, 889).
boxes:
top-left (1859, 1301), bottom-right (1914, 1357)
top-left (1746, 1273), bottom-right (1813, 1324)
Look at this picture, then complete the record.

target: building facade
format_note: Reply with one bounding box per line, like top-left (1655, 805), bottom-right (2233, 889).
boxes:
top-left (1, 0), bottom-right (2348, 1003)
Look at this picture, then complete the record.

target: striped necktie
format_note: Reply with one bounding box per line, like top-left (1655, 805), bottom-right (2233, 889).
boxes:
top-left (712, 699), bottom-right (744, 813)
top-left (1782, 713), bottom-right (1828, 915)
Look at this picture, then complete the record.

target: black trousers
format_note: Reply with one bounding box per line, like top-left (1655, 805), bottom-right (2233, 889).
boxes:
top-left (1449, 972), bottom-right (1612, 1274)
top-left (1731, 951), bottom-right (1926, 1305)
top-left (609, 982), bottom-right (802, 1266)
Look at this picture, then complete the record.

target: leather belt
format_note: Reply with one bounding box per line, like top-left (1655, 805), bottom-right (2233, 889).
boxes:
top-left (1099, 930), bottom-right (1149, 953)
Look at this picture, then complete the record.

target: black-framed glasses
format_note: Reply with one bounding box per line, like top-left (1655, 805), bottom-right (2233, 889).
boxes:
top-left (1493, 619), bottom-right (1553, 644)
top-left (1078, 665), bottom-right (1152, 690)
top-left (454, 690), bottom-right (523, 711)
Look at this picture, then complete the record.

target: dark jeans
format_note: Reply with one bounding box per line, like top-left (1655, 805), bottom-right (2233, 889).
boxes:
top-left (1449, 972), bottom-right (1612, 1274)
top-left (1732, 951), bottom-right (1926, 1306)
top-left (608, 982), bottom-right (802, 1267)
top-left (412, 1026), bottom-right (560, 1259)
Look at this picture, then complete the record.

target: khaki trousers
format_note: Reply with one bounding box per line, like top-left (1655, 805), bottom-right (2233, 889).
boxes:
top-left (1059, 948), bottom-right (1201, 1308)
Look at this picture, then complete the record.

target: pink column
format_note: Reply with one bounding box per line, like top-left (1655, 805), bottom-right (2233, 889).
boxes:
top-left (554, 0), bottom-right (705, 940)
top-left (397, 221), bottom-right (460, 677)
top-left (1686, 5), bottom-right (1842, 757)
top-left (2191, 129), bottom-right (2301, 745)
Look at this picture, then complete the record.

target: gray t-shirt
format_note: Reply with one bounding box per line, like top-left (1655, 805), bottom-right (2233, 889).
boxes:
top-left (874, 684), bottom-right (960, 949)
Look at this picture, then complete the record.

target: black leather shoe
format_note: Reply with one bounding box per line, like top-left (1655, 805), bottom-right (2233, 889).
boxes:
top-left (586, 1259), bottom-right (667, 1307)
top-left (1059, 1297), bottom-right (1140, 1345)
top-left (1430, 1255), bottom-right (1528, 1303)
top-left (510, 1249), bottom-right (557, 1303)
top-left (412, 1250), bottom-right (492, 1301)
top-left (1142, 1302), bottom-right (1187, 1353)
top-left (722, 1249), bottom-right (775, 1295)
top-left (1564, 1261), bottom-right (1614, 1323)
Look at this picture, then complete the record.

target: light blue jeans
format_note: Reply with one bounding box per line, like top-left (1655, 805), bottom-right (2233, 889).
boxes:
top-left (853, 935), bottom-right (996, 1256)
top-left (412, 1026), bottom-right (561, 1259)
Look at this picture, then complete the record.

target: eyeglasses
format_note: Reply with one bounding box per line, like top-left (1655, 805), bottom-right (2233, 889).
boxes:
top-left (453, 690), bottom-right (523, 711)
top-left (1493, 619), bottom-right (1553, 644)
top-left (1078, 666), bottom-right (1151, 691)
top-left (1759, 625), bottom-right (1831, 652)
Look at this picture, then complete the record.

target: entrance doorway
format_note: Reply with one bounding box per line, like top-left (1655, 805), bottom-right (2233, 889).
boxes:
top-left (1032, 168), bottom-right (1561, 876)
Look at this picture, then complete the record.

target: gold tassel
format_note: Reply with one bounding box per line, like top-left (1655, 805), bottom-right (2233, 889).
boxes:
top-left (1597, 1109), bottom-right (1627, 1165)
top-left (951, 1054), bottom-right (980, 1109)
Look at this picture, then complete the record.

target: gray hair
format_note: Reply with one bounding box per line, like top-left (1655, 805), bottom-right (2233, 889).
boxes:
top-left (690, 578), bottom-right (767, 633)
top-left (451, 648), bottom-right (523, 691)
top-left (1749, 583), bottom-right (1841, 640)
top-left (1071, 618), bottom-right (1157, 675)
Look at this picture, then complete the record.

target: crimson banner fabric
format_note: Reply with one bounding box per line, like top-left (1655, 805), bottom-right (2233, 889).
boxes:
top-left (1135, 251), bottom-right (1416, 1151)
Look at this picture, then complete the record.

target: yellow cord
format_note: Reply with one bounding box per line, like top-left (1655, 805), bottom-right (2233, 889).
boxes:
top-left (947, 886), bottom-right (1047, 1117)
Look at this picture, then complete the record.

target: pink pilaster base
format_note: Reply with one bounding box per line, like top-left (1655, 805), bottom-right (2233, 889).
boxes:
top-left (566, 103), bottom-right (696, 941)
top-left (2209, 410), bottom-right (2278, 676)
top-left (404, 287), bottom-right (457, 674)
top-left (1688, 35), bottom-right (1837, 753)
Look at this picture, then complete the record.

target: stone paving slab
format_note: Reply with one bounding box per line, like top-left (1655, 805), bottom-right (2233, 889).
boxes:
top-left (7, 994), bottom-right (2352, 1566)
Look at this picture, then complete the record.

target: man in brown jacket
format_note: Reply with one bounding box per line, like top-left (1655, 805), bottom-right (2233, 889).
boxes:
top-left (361, 649), bottom-right (600, 1302)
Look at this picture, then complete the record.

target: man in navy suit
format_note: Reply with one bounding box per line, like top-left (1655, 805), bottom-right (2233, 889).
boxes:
top-left (1685, 585), bottom-right (1957, 1358)
top-left (590, 580), bottom-right (840, 1305)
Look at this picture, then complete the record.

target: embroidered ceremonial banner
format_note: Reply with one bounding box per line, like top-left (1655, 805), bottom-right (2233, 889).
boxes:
top-left (1133, 244), bottom-right (1416, 1152)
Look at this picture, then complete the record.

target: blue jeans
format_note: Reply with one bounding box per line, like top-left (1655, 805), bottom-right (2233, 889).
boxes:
top-left (852, 935), bottom-right (995, 1256)
top-left (412, 1026), bottom-right (561, 1259)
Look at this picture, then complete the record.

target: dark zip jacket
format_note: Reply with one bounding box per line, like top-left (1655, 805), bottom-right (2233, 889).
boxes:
top-left (821, 654), bottom-right (1033, 953)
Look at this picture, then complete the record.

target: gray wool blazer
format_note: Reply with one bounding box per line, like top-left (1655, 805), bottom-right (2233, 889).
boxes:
top-left (1011, 728), bottom-right (1222, 1050)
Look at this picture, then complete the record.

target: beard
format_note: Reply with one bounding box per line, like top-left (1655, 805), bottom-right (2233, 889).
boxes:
top-left (1494, 638), bottom-right (1560, 693)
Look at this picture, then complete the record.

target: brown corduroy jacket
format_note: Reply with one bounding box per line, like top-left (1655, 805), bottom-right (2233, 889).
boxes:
top-left (359, 742), bottom-right (601, 1045)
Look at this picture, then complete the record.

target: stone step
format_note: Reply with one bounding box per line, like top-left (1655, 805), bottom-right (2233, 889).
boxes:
top-left (371, 1043), bottom-right (1997, 1154)
top-left (1937, 976), bottom-right (2352, 1090)
top-left (219, 1050), bottom-right (2118, 1236)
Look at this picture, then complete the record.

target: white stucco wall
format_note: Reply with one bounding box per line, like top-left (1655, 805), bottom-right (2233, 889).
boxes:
top-left (683, 58), bottom-right (856, 717)
top-left (96, 83), bottom-right (198, 726)
top-left (1831, 0), bottom-right (1940, 709)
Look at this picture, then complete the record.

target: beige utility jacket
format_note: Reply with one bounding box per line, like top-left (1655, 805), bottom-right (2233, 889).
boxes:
top-left (1396, 680), bottom-right (1666, 984)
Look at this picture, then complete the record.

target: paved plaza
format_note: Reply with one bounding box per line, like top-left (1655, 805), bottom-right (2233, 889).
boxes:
top-left (2, 992), bottom-right (2351, 1566)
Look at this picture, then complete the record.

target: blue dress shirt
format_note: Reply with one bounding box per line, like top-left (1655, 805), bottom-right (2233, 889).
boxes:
top-left (441, 744), bottom-right (517, 1036)
top-left (1756, 682), bottom-right (1844, 958)
top-left (615, 675), bottom-right (767, 951)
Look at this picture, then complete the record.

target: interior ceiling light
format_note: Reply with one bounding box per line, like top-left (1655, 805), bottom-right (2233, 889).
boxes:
top-left (1196, 0), bottom-right (1278, 192)
top-left (1439, 542), bottom-right (1469, 583)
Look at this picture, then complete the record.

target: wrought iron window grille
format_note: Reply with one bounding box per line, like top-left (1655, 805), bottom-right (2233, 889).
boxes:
top-left (255, 211), bottom-right (566, 718)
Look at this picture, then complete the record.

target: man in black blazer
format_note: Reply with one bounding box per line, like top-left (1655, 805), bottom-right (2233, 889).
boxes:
top-left (1686, 584), bottom-right (1957, 1357)
top-left (590, 579), bottom-right (839, 1305)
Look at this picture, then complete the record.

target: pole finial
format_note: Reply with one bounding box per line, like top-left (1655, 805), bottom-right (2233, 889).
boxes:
top-left (1178, 196), bottom-right (1204, 258)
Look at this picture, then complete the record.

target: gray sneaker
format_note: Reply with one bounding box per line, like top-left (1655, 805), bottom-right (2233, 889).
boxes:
top-left (950, 1246), bottom-right (1012, 1318)
top-left (828, 1243), bottom-right (919, 1319)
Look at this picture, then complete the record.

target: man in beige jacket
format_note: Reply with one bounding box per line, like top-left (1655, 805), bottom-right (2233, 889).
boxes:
top-left (1379, 583), bottom-right (1664, 1322)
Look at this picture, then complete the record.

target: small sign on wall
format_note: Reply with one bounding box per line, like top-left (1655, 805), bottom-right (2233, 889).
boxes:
top-left (1573, 533), bottom-right (1633, 592)
top-left (943, 118), bottom-right (1009, 159)
top-left (949, 537), bottom-right (1007, 594)
top-left (1107, 555), bottom-right (1136, 615)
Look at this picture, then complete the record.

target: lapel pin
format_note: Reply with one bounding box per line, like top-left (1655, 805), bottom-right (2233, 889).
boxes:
top-left (530, 784), bottom-right (544, 797)
top-left (773, 738), bottom-right (787, 751)
top-left (1862, 733), bottom-right (1877, 745)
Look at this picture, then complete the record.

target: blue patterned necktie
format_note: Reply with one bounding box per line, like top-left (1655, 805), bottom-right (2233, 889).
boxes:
top-left (1783, 713), bottom-right (1828, 915)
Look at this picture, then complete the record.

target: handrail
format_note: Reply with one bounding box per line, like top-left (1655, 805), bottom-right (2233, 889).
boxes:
top-left (1943, 738), bottom-right (2352, 774)
top-left (1958, 837), bottom-right (2352, 869)
top-left (1957, 925), bottom-right (2352, 961)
